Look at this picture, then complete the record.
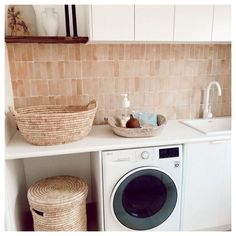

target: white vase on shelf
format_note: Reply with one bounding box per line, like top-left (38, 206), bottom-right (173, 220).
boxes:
top-left (41, 8), bottom-right (59, 36)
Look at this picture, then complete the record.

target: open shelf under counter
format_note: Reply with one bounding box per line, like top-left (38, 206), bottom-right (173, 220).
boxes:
top-left (5, 36), bottom-right (89, 44)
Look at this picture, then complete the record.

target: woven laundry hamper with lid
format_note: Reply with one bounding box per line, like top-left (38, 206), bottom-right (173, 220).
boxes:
top-left (27, 175), bottom-right (88, 231)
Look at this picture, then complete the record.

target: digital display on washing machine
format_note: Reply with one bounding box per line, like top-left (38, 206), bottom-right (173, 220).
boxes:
top-left (159, 148), bottom-right (179, 158)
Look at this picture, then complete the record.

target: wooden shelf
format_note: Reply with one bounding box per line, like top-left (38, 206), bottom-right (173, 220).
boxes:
top-left (5, 36), bottom-right (89, 44)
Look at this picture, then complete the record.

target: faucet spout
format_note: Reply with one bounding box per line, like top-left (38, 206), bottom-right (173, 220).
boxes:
top-left (203, 81), bottom-right (222, 119)
top-left (217, 85), bottom-right (222, 96)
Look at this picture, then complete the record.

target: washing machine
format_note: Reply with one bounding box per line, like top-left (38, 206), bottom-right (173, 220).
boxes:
top-left (102, 145), bottom-right (182, 231)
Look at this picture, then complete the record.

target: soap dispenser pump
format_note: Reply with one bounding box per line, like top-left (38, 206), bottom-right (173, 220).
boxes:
top-left (120, 93), bottom-right (130, 127)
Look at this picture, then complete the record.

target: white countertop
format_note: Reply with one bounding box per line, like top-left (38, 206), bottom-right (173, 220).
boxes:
top-left (5, 120), bottom-right (231, 160)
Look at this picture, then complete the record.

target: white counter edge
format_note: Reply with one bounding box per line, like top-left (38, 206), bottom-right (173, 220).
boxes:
top-left (5, 121), bottom-right (231, 160)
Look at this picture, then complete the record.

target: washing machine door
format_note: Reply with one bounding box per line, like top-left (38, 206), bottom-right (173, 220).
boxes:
top-left (111, 167), bottom-right (178, 230)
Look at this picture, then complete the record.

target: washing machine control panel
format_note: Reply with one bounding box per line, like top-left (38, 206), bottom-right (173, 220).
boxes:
top-left (159, 147), bottom-right (179, 159)
top-left (135, 145), bottom-right (182, 162)
top-left (141, 151), bottom-right (150, 159)
top-left (104, 145), bottom-right (182, 163)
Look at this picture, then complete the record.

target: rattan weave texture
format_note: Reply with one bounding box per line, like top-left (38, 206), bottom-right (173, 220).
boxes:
top-left (108, 114), bottom-right (167, 138)
top-left (10, 100), bottom-right (97, 145)
top-left (27, 175), bottom-right (88, 231)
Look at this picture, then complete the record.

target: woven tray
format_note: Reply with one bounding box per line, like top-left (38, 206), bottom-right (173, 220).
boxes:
top-left (10, 100), bottom-right (97, 146)
top-left (108, 114), bottom-right (167, 138)
top-left (27, 175), bottom-right (88, 231)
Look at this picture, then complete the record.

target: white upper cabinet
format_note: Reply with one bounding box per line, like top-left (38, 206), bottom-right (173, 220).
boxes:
top-left (89, 5), bottom-right (230, 42)
top-left (212, 6), bottom-right (231, 41)
top-left (91, 5), bottom-right (134, 41)
top-left (174, 5), bottom-right (214, 41)
top-left (135, 6), bottom-right (174, 41)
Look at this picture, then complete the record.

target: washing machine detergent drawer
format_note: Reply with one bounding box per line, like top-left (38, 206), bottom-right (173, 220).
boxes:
top-left (102, 145), bottom-right (182, 231)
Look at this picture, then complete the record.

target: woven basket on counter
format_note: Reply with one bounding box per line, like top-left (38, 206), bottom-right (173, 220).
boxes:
top-left (9, 100), bottom-right (97, 146)
top-left (108, 114), bottom-right (167, 138)
top-left (27, 175), bottom-right (88, 231)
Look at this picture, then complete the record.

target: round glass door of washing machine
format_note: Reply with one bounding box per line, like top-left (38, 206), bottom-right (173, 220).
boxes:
top-left (111, 167), bottom-right (178, 230)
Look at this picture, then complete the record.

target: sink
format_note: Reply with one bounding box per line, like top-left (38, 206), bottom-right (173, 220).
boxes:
top-left (180, 117), bottom-right (231, 135)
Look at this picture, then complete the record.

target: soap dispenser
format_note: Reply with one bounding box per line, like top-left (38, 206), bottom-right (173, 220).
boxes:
top-left (120, 93), bottom-right (130, 127)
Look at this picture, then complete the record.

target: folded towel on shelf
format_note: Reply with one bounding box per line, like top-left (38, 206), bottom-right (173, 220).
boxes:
top-left (133, 111), bottom-right (157, 127)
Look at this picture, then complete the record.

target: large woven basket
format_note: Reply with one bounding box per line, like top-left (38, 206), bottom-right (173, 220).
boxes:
top-left (108, 114), bottom-right (167, 138)
top-left (27, 175), bottom-right (88, 231)
top-left (10, 100), bottom-right (97, 146)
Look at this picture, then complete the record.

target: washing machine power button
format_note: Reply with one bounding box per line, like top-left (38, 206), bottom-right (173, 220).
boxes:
top-left (141, 151), bottom-right (150, 159)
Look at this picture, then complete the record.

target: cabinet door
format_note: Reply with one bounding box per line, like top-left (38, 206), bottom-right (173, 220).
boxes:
top-left (182, 140), bottom-right (231, 230)
top-left (91, 5), bottom-right (134, 41)
top-left (219, 140), bottom-right (231, 227)
top-left (135, 6), bottom-right (174, 41)
top-left (212, 6), bottom-right (231, 41)
top-left (174, 5), bottom-right (214, 41)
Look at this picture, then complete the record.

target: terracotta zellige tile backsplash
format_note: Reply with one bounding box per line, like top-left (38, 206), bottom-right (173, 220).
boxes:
top-left (7, 43), bottom-right (231, 124)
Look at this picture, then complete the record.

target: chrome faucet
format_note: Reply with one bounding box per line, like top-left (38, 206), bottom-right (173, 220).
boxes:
top-left (203, 81), bottom-right (222, 119)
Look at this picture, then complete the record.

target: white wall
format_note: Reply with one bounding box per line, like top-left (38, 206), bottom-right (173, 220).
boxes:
top-left (5, 160), bottom-right (28, 231)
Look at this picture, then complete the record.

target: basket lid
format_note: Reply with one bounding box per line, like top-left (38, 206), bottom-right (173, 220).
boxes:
top-left (27, 175), bottom-right (88, 206)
